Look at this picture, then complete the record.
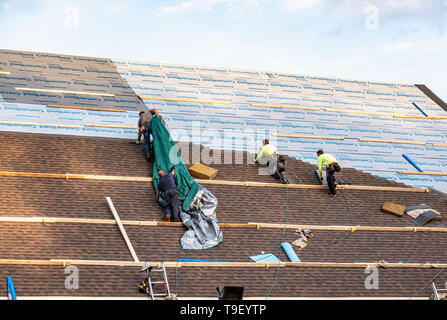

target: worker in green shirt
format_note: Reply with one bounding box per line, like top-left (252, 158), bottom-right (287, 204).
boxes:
top-left (255, 139), bottom-right (277, 175)
top-left (317, 150), bottom-right (341, 196)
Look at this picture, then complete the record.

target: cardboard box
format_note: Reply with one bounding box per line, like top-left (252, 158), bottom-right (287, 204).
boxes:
top-left (188, 163), bottom-right (218, 180)
top-left (381, 202), bottom-right (406, 217)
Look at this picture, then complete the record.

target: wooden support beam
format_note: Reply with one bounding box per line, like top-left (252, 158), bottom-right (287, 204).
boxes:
top-left (15, 87), bottom-right (115, 97)
top-left (0, 122), bottom-right (84, 129)
top-left (358, 139), bottom-right (427, 146)
top-left (251, 104), bottom-right (321, 111)
top-left (47, 105), bottom-right (126, 113)
top-left (273, 134), bottom-right (345, 141)
top-left (394, 115), bottom-right (447, 120)
top-left (106, 197), bottom-right (140, 262)
top-left (433, 144), bottom-right (447, 148)
top-left (140, 96), bottom-right (232, 105)
top-left (397, 171), bottom-right (447, 177)
top-left (246, 222), bottom-right (447, 233)
top-left (2, 216), bottom-right (446, 233)
top-left (0, 259), bottom-right (444, 269)
top-left (0, 171), bottom-right (429, 192)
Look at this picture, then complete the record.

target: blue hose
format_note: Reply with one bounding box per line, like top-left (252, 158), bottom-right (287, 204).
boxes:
top-left (412, 102), bottom-right (429, 117)
top-left (402, 154), bottom-right (423, 172)
top-left (280, 242), bottom-right (301, 263)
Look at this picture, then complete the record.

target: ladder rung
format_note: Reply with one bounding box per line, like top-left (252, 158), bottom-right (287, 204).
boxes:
top-left (151, 269), bottom-right (164, 272)
top-left (153, 293), bottom-right (167, 296)
top-left (151, 281), bottom-right (165, 284)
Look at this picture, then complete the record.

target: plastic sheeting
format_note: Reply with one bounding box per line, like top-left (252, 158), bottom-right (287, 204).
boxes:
top-left (180, 188), bottom-right (223, 250)
top-left (151, 115), bottom-right (223, 250)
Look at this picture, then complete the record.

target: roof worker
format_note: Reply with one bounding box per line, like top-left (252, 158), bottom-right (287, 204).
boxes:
top-left (317, 150), bottom-right (341, 197)
top-left (136, 108), bottom-right (159, 161)
top-left (155, 167), bottom-right (181, 222)
top-left (254, 139), bottom-right (278, 175)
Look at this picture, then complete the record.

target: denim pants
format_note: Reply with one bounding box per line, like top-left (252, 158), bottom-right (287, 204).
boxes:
top-left (143, 130), bottom-right (151, 157)
top-left (164, 189), bottom-right (180, 222)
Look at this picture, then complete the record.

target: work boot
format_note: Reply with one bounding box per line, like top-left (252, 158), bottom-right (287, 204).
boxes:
top-left (165, 216), bottom-right (171, 222)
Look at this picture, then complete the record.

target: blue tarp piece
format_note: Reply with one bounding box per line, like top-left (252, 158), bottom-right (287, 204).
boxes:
top-left (250, 253), bottom-right (281, 263)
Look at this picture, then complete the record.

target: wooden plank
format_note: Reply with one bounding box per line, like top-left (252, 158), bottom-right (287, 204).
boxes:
top-left (140, 96), bottom-right (232, 105)
top-left (358, 139), bottom-right (426, 146)
top-left (67, 174), bottom-right (153, 182)
top-left (106, 197), bottom-right (140, 263)
top-left (394, 115), bottom-right (447, 120)
top-left (0, 171), bottom-right (67, 179)
top-left (15, 87), bottom-right (115, 97)
top-left (47, 105), bottom-right (126, 113)
top-left (273, 134), bottom-right (345, 141)
top-left (0, 259), bottom-right (444, 269)
top-left (0, 71), bottom-right (11, 75)
top-left (2, 215), bottom-right (446, 233)
top-left (397, 171), bottom-right (447, 177)
top-left (0, 171), bottom-right (429, 192)
top-left (251, 104), bottom-right (321, 111)
top-left (434, 144), bottom-right (447, 148)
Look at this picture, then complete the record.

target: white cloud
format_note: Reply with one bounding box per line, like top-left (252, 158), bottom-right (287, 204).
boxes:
top-left (157, 0), bottom-right (261, 17)
top-left (278, 0), bottom-right (322, 13)
top-left (103, 3), bottom-right (128, 16)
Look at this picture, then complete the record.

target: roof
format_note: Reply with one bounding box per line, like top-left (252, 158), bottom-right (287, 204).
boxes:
top-left (0, 131), bottom-right (446, 299)
top-left (0, 49), bottom-right (447, 299)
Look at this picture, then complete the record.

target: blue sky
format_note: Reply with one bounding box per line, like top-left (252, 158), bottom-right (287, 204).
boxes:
top-left (1, 0), bottom-right (446, 100)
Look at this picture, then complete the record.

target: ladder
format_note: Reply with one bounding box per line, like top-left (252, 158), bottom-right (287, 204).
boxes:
top-left (140, 262), bottom-right (171, 300)
top-left (7, 277), bottom-right (17, 300)
top-left (432, 282), bottom-right (447, 300)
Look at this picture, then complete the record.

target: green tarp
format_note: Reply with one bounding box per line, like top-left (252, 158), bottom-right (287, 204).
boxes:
top-left (151, 115), bottom-right (201, 211)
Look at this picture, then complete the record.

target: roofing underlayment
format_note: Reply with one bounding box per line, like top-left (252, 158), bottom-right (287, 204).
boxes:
top-left (0, 49), bottom-right (446, 299)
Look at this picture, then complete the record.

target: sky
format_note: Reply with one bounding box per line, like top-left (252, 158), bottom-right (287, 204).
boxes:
top-left (0, 0), bottom-right (446, 101)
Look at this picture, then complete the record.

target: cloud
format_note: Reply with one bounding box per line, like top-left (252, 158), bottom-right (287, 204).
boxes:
top-left (278, 0), bottom-right (322, 13)
top-left (156, 0), bottom-right (262, 17)
top-left (103, 3), bottom-right (128, 16)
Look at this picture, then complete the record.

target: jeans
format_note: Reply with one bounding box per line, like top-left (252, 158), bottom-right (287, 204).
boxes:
top-left (143, 130), bottom-right (151, 157)
top-left (326, 162), bottom-right (340, 195)
top-left (164, 189), bottom-right (180, 222)
top-left (327, 169), bottom-right (336, 195)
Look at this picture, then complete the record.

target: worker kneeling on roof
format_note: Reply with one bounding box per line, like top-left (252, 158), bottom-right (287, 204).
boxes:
top-left (317, 149), bottom-right (341, 197)
top-left (156, 167), bottom-right (181, 222)
top-left (254, 139), bottom-right (277, 175)
top-left (136, 108), bottom-right (159, 161)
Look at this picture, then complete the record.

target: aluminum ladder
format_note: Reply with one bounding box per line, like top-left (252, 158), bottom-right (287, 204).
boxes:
top-left (432, 282), bottom-right (447, 300)
top-left (140, 262), bottom-right (171, 300)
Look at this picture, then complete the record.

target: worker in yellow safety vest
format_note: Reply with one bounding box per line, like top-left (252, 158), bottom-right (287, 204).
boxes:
top-left (317, 149), bottom-right (341, 197)
top-left (255, 139), bottom-right (278, 175)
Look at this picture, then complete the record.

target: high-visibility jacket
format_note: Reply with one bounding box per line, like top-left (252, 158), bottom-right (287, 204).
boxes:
top-left (255, 144), bottom-right (277, 162)
top-left (318, 153), bottom-right (338, 177)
